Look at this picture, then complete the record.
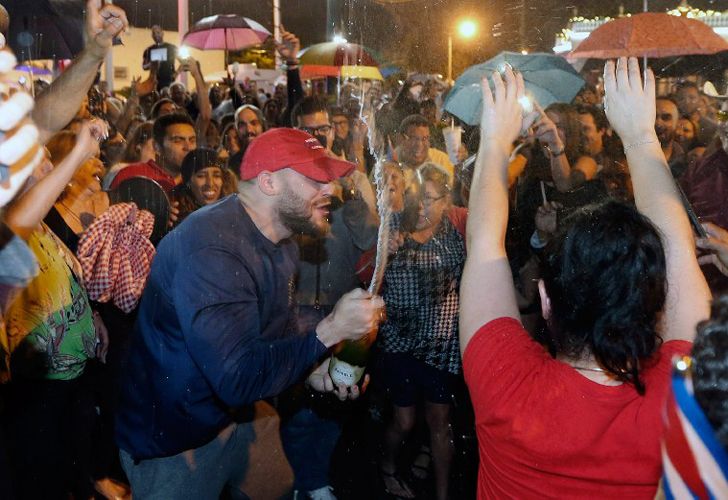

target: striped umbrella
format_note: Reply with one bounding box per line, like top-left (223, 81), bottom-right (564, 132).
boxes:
top-left (298, 42), bottom-right (383, 80)
top-left (298, 41), bottom-right (381, 66)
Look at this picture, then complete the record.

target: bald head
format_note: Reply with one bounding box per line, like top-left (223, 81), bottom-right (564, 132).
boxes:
top-left (152, 25), bottom-right (163, 44)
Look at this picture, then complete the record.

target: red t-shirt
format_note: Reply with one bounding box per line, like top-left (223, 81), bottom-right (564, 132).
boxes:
top-left (463, 317), bottom-right (691, 499)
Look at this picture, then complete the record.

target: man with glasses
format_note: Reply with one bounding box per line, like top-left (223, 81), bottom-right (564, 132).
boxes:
top-left (284, 95), bottom-right (379, 500)
top-left (681, 96), bottom-right (728, 293)
top-left (291, 97), bottom-right (337, 155)
top-left (330, 107), bottom-right (371, 173)
top-left (396, 114), bottom-right (454, 186)
top-left (330, 108), bottom-right (352, 158)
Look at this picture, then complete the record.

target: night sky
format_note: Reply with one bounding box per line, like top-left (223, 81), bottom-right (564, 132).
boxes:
top-left (12, 0), bottom-right (728, 72)
top-left (113, 0), bottom-right (726, 73)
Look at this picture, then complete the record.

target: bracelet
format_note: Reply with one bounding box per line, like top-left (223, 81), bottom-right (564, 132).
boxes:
top-left (548, 147), bottom-right (566, 158)
top-left (623, 138), bottom-right (658, 152)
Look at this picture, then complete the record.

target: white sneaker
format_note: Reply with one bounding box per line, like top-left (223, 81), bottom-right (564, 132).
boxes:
top-left (306, 485), bottom-right (337, 500)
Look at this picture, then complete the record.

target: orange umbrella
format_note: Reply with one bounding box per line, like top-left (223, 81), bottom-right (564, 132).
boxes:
top-left (569, 13), bottom-right (728, 59)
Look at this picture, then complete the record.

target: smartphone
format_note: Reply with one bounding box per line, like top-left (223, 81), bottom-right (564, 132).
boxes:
top-left (675, 182), bottom-right (708, 238)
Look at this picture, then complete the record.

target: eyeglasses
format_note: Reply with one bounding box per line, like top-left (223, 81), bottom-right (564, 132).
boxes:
top-left (405, 134), bottom-right (430, 145)
top-left (421, 194), bottom-right (446, 206)
top-left (301, 125), bottom-right (332, 135)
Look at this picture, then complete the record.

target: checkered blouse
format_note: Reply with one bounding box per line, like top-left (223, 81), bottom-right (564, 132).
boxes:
top-left (378, 215), bottom-right (466, 375)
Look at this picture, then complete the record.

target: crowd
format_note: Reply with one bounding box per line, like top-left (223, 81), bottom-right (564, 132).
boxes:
top-left (0, 1), bottom-right (727, 499)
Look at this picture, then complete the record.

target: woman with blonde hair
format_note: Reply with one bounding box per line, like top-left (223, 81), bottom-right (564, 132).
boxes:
top-left (379, 163), bottom-right (467, 500)
top-left (44, 129), bottom-right (109, 253)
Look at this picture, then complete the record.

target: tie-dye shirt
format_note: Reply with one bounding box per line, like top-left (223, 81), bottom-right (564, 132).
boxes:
top-left (4, 224), bottom-right (96, 380)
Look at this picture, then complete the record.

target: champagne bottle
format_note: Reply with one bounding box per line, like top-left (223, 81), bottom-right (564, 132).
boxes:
top-left (328, 331), bottom-right (375, 387)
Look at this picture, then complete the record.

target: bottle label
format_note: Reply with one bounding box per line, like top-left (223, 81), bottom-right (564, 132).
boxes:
top-left (328, 356), bottom-right (365, 387)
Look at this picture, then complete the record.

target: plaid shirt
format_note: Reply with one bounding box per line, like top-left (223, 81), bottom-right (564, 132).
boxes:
top-left (77, 203), bottom-right (155, 313)
top-left (379, 216), bottom-right (465, 374)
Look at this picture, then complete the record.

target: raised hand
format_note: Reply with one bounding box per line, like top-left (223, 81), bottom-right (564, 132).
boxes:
top-left (603, 57), bottom-right (657, 147)
top-left (276, 26), bottom-right (301, 63)
top-left (351, 118), bottom-right (368, 146)
top-left (479, 67), bottom-right (538, 152)
top-left (75, 118), bottom-right (109, 161)
top-left (387, 230), bottom-right (404, 255)
top-left (129, 76), bottom-right (140, 98)
top-left (86, 0), bottom-right (129, 59)
top-left (696, 222), bottom-right (728, 276)
top-left (531, 103), bottom-right (563, 152)
top-left (535, 201), bottom-right (562, 237)
top-left (179, 56), bottom-right (202, 78)
top-left (136, 73), bottom-right (156, 97)
top-left (168, 200), bottom-right (180, 228)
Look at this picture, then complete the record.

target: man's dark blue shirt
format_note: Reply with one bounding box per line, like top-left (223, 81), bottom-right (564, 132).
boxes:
top-left (115, 195), bottom-right (327, 460)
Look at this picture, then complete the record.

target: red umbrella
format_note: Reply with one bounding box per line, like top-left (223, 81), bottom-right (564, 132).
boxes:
top-left (569, 13), bottom-right (728, 59)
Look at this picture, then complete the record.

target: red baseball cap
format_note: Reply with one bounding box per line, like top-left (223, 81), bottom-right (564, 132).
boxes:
top-left (239, 128), bottom-right (355, 183)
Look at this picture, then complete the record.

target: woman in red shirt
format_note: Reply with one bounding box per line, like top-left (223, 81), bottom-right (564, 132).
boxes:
top-left (459, 59), bottom-right (711, 498)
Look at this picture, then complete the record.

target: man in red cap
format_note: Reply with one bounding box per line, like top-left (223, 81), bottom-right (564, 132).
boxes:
top-left (115, 128), bottom-right (385, 498)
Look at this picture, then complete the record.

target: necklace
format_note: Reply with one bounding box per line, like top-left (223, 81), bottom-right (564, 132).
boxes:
top-left (58, 200), bottom-right (95, 230)
top-left (572, 365), bottom-right (605, 373)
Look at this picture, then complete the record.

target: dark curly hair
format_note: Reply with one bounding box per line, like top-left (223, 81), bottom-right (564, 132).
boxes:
top-left (692, 295), bottom-right (728, 449)
top-left (540, 200), bottom-right (667, 394)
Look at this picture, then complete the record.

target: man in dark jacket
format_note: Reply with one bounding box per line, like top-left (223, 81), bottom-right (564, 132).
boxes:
top-left (115, 128), bottom-right (384, 498)
top-left (682, 96), bottom-right (728, 293)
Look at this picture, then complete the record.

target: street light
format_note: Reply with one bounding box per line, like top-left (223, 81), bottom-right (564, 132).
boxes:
top-left (448, 19), bottom-right (477, 84)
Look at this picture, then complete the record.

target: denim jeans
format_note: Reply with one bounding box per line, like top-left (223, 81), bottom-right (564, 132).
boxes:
top-left (279, 305), bottom-right (342, 492)
top-left (280, 406), bottom-right (342, 491)
top-left (120, 422), bottom-right (254, 500)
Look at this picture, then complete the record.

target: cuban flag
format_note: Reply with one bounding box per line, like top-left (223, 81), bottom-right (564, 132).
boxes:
top-left (662, 363), bottom-right (728, 499)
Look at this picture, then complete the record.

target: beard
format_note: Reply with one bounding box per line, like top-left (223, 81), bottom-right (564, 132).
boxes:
top-left (655, 127), bottom-right (674, 147)
top-left (278, 184), bottom-right (330, 237)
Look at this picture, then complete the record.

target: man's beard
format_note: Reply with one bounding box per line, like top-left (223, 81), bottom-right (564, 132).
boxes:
top-left (240, 132), bottom-right (257, 147)
top-left (655, 127), bottom-right (673, 147)
top-left (278, 184), bottom-right (330, 237)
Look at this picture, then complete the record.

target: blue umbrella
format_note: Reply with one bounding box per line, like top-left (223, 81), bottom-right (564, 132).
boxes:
top-left (444, 52), bottom-right (585, 126)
